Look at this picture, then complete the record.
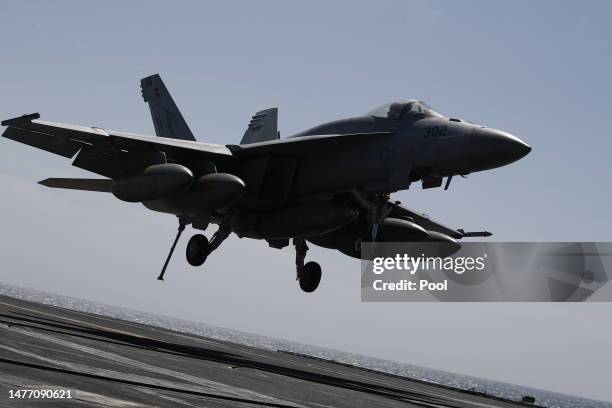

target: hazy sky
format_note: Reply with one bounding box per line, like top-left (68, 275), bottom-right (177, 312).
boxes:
top-left (1, 0), bottom-right (612, 402)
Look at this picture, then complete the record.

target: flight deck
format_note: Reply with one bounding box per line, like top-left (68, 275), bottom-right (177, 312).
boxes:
top-left (0, 294), bottom-right (539, 407)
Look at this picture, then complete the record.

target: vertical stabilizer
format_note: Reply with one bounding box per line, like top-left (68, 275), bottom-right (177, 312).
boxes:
top-left (240, 108), bottom-right (279, 144)
top-left (140, 74), bottom-right (196, 141)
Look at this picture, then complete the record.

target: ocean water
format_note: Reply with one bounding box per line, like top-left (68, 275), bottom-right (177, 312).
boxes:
top-left (0, 282), bottom-right (609, 408)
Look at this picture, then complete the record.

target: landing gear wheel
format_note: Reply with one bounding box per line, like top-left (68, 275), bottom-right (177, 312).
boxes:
top-left (186, 234), bottom-right (209, 266)
top-left (299, 262), bottom-right (322, 293)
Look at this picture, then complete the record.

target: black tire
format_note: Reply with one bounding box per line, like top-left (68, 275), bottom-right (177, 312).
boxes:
top-left (299, 261), bottom-right (322, 293)
top-left (186, 234), bottom-right (209, 266)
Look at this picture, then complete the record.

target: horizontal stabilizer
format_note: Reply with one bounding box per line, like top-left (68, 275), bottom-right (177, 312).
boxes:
top-left (39, 178), bottom-right (113, 192)
top-left (241, 108), bottom-right (278, 144)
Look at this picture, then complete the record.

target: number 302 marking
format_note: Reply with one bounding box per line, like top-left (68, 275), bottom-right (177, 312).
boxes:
top-left (424, 125), bottom-right (447, 138)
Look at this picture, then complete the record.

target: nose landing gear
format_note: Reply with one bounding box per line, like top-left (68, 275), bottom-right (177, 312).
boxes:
top-left (294, 238), bottom-right (322, 293)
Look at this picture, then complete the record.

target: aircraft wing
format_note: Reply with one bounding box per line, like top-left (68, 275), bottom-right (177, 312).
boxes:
top-left (389, 203), bottom-right (464, 239)
top-left (2, 113), bottom-right (232, 179)
top-left (229, 131), bottom-right (393, 157)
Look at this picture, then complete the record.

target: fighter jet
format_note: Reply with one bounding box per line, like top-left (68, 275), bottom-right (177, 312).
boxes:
top-left (1, 74), bottom-right (531, 292)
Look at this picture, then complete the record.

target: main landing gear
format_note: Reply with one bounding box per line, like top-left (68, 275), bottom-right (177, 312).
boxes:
top-left (186, 234), bottom-right (209, 266)
top-left (294, 238), bottom-right (322, 293)
top-left (156, 219), bottom-right (322, 293)
top-left (157, 218), bottom-right (230, 281)
top-left (186, 227), bottom-right (230, 266)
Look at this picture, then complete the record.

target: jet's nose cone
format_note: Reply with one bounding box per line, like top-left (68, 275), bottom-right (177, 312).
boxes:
top-left (469, 127), bottom-right (531, 171)
top-left (501, 131), bottom-right (531, 159)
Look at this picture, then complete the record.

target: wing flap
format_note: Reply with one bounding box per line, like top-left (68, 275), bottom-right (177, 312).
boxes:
top-left (18, 119), bottom-right (110, 140)
top-left (2, 127), bottom-right (82, 158)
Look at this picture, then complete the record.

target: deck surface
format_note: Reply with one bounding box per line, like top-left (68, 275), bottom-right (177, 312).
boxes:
top-left (0, 294), bottom-right (532, 407)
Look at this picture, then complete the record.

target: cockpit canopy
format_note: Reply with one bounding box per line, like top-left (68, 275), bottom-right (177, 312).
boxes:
top-left (365, 99), bottom-right (443, 119)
